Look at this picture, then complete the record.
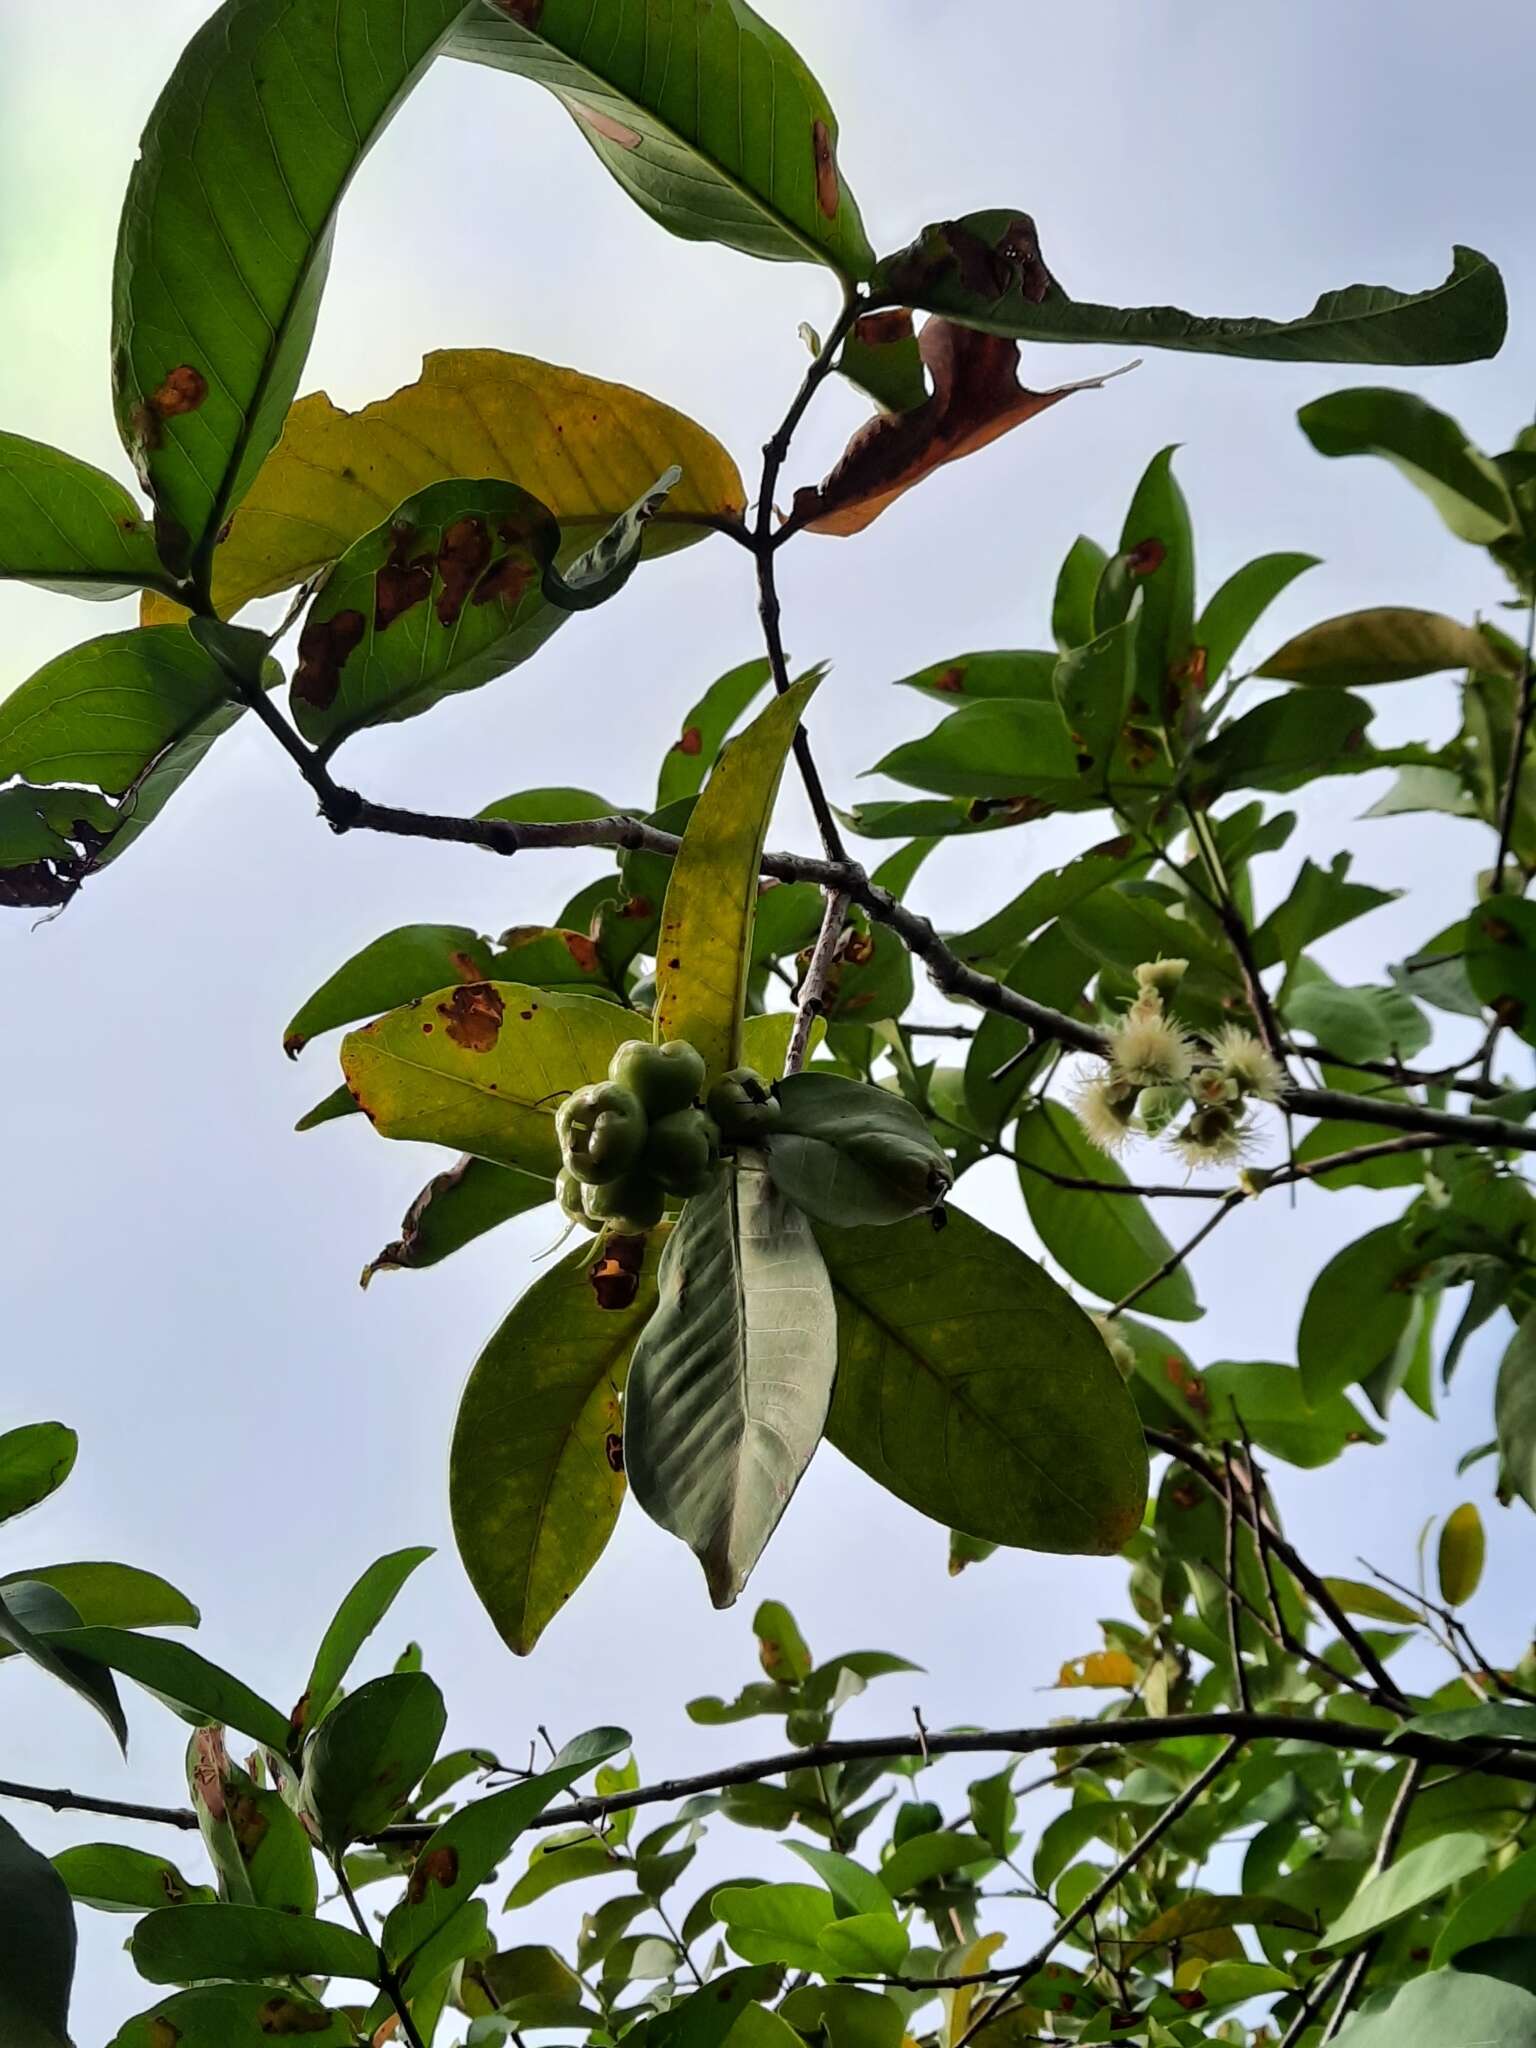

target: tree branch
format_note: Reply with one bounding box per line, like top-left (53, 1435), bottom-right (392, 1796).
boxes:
top-left (785, 888), bottom-right (849, 1075)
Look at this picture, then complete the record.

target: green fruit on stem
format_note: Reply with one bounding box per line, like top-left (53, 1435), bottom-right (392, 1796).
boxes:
top-left (557, 1167), bottom-right (601, 1233)
top-left (609, 1038), bottom-right (707, 1118)
top-left (557, 1081), bottom-right (648, 1185)
top-left (644, 1107), bottom-right (720, 1196)
top-left (708, 1067), bottom-right (781, 1139)
top-left (582, 1171), bottom-right (667, 1232)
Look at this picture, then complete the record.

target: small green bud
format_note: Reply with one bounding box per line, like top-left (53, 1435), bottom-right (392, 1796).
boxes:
top-left (583, 1171), bottom-right (667, 1232)
top-left (643, 1107), bottom-right (720, 1197)
top-left (557, 1081), bottom-right (648, 1184)
top-left (608, 1038), bottom-right (706, 1117)
top-left (708, 1067), bottom-right (781, 1140)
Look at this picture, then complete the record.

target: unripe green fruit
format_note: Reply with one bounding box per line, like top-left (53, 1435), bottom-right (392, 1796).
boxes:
top-left (609, 1038), bottom-right (706, 1118)
top-left (643, 1107), bottom-right (720, 1197)
top-left (582, 1171), bottom-right (666, 1232)
top-left (557, 1167), bottom-right (601, 1233)
top-left (557, 1081), bottom-right (648, 1185)
top-left (708, 1067), bottom-right (781, 1140)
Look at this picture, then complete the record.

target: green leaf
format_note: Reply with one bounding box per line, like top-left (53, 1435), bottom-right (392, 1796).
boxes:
top-left (1193, 689), bottom-right (1383, 794)
top-left (297, 1546), bottom-right (434, 1736)
top-left (1053, 615), bottom-right (1138, 782)
top-left (1496, 1310), bottom-right (1536, 1512)
top-left (876, 222), bottom-right (1505, 364)
top-left (837, 311), bottom-right (928, 415)
top-left (340, 981), bottom-right (637, 1177)
top-left (896, 651), bottom-right (1059, 704)
top-left (1321, 1579), bottom-right (1423, 1628)
top-left (1298, 1222), bottom-right (1421, 1402)
top-left (755, 1600), bottom-right (814, 1685)
top-left (1438, 1503), bottom-right (1485, 1607)
top-left (504, 1835), bottom-right (628, 1908)
top-left (41, 1625), bottom-right (289, 1750)
top-left (819, 1205), bottom-right (1148, 1553)
top-left (362, 1155), bottom-right (554, 1282)
top-left (213, 349), bottom-right (742, 618)
top-left (299, 1671), bottom-right (446, 1851)
top-left (879, 1831), bottom-right (994, 1897)
top-left (52, 1844), bottom-right (213, 1915)
top-left (626, 1159), bottom-right (837, 1607)
top-left (655, 675), bottom-right (820, 1078)
top-left (1118, 1892), bottom-right (1317, 1962)
top-left (764, 1073), bottom-right (953, 1226)
top-left (1298, 1943), bottom-right (1536, 2046)
top-left (819, 1913), bottom-right (911, 1976)
top-left (130, 1902), bottom-right (378, 1987)
top-left (290, 474), bottom-right (674, 748)
top-left (452, 1237), bottom-right (661, 1655)
top-left (450, 1), bottom-right (874, 278)
top-left (0, 1424), bottom-right (77, 1524)
top-left (963, 924), bottom-right (1095, 1136)
top-left (633, 1969), bottom-right (783, 2048)
top-left (1323, 1831), bottom-right (1488, 1949)
top-left (1285, 978), bottom-right (1431, 1062)
top-left (1014, 1101), bottom-right (1201, 1321)
top-left (0, 434), bottom-right (169, 600)
top-left (1196, 552), bottom-right (1319, 682)
top-left (110, 1984), bottom-right (354, 2047)
top-left (1118, 446), bottom-right (1196, 704)
top-left (1468, 898), bottom-right (1536, 1046)
top-left (1203, 1361), bottom-right (1382, 1469)
top-left (1401, 1703), bottom-right (1536, 1746)
top-left (870, 699), bottom-right (1095, 803)
top-left (284, 927), bottom-right (497, 1056)
top-left (1253, 855), bottom-right (1397, 972)
top-left (0, 1582), bottom-right (128, 1753)
top-left (1053, 537), bottom-right (1109, 652)
top-left (384, 1729), bottom-right (628, 1969)
top-left (715, 1882), bottom-right (836, 1970)
top-left (657, 661), bottom-right (775, 808)
top-left (949, 838), bottom-right (1146, 966)
top-left (785, 1844), bottom-right (892, 1920)
top-left (0, 1817), bottom-right (75, 2048)
top-left (0, 1563), bottom-right (199, 1662)
top-left (1433, 1848), bottom-right (1536, 1964)
top-left (1299, 387), bottom-right (1518, 545)
top-left (111, 0), bottom-right (472, 579)
top-left (0, 627), bottom-right (237, 797)
top-left (1259, 608), bottom-right (1502, 688)
top-left (188, 1741), bottom-right (318, 1914)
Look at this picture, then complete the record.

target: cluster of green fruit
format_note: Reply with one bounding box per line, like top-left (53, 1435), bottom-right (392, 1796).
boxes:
top-left (555, 1038), bottom-right (780, 1237)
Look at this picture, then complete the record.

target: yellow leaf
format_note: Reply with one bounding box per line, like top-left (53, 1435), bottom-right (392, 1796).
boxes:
top-left (654, 675), bottom-right (822, 1080)
top-left (1056, 1649), bottom-right (1138, 1689)
top-left (946, 1930), bottom-right (1004, 2046)
top-left (1438, 1501), bottom-right (1485, 1607)
top-left (140, 590), bottom-right (191, 627)
top-left (207, 350), bottom-right (746, 618)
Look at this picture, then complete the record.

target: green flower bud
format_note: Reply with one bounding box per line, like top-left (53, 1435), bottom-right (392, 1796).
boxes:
top-left (643, 1107), bottom-right (720, 1197)
top-left (707, 1067), bottom-right (781, 1140)
top-left (557, 1081), bottom-right (648, 1185)
top-left (582, 1171), bottom-right (667, 1233)
top-left (557, 1167), bottom-right (601, 1233)
top-left (608, 1038), bottom-right (706, 1118)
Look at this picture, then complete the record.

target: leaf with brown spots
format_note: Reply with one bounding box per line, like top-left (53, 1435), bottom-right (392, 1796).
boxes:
top-left (875, 209), bottom-right (1505, 367)
top-left (1468, 898), bottom-right (1536, 1049)
top-left (362, 1155), bottom-right (553, 1283)
top-left (438, 982), bottom-right (505, 1053)
top-left (450, 2), bottom-right (873, 278)
top-left (791, 319), bottom-right (1131, 537)
top-left (284, 925), bottom-right (498, 1057)
top-left (112, 1983), bottom-right (354, 2046)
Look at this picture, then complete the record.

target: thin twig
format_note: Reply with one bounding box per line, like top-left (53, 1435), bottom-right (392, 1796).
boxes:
top-left (336, 1858), bottom-right (427, 2048)
top-left (785, 888), bottom-right (849, 1074)
top-left (1315, 1761), bottom-right (1425, 2044)
top-left (1107, 1190), bottom-right (1246, 1318)
top-left (1491, 609), bottom-right (1536, 895)
top-left (1222, 1447), bottom-right (1253, 1713)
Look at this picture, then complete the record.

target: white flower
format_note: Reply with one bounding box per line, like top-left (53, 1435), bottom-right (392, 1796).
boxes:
top-left (1092, 1313), bottom-right (1137, 1381)
top-left (1171, 1104), bottom-right (1253, 1170)
top-left (1073, 1072), bottom-right (1140, 1155)
top-left (1135, 957), bottom-right (1189, 998)
top-left (1209, 1024), bottom-right (1286, 1103)
top-left (1109, 1011), bottom-right (1194, 1088)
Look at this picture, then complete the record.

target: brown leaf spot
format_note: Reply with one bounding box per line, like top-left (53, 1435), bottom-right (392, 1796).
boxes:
top-left (436, 518), bottom-right (492, 628)
top-left (1481, 915), bottom-right (1515, 944)
top-left (567, 98), bottom-right (643, 149)
top-left (621, 895), bottom-right (654, 921)
top-left (294, 608), bottom-right (366, 708)
top-left (472, 549), bottom-right (537, 609)
top-left (605, 1431), bottom-right (625, 1472)
top-left (883, 214), bottom-right (1056, 307)
top-left (438, 982), bottom-right (504, 1052)
top-left (1495, 994), bottom-right (1527, 1030)
top-left (854, 309), bottom-right (915, 349)
top-left (933, 665), bottom-right (967, 693)
top-left (796, 318), bottom-right (1115, 537)
top-left (843, 930), bottom-right (876, 966)
top-left (1172, 1991), bottom-right (1206, 2012)
top-left (1126, 538), bottom-right (1166, 577)
top-left (148, 2021), bottom-right (181, 2048)
top-left (675, 725), bottom-right (704, 757)
top-left (563, 931), bottom-right (601, 973)
top-left (258, 1998), bottom-right (333, 2036)
top-left (812, 119), bottom-right (840, 219)
top-left (191, 1727), bottom-right (229, 1822)
top-left (375, 525), bottom-right (434, 631)
top-left (493, 0), bottom-right (541, 19)
top-left (150, 366), bottom-right (208, 420)
top-left (591, 1233), bottom-right (646, 1311)
top-left (406, 1844), bottom-right (460, 1905)
top-left (230, 1793), bottom-right (270, 1863)
top-left (451, 950), bottom-right (485, 981)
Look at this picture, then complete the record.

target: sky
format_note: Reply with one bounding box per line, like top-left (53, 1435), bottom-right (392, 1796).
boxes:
top-left (4, 1), bottom-right (1536, 2036)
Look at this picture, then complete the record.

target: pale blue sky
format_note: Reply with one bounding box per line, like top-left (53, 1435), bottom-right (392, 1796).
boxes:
top-left (4, 2), bottom-right (1536, 2035)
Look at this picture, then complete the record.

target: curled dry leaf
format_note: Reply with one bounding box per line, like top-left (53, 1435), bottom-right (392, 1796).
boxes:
top-left (791, 317), bottom-right (1135, 537)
